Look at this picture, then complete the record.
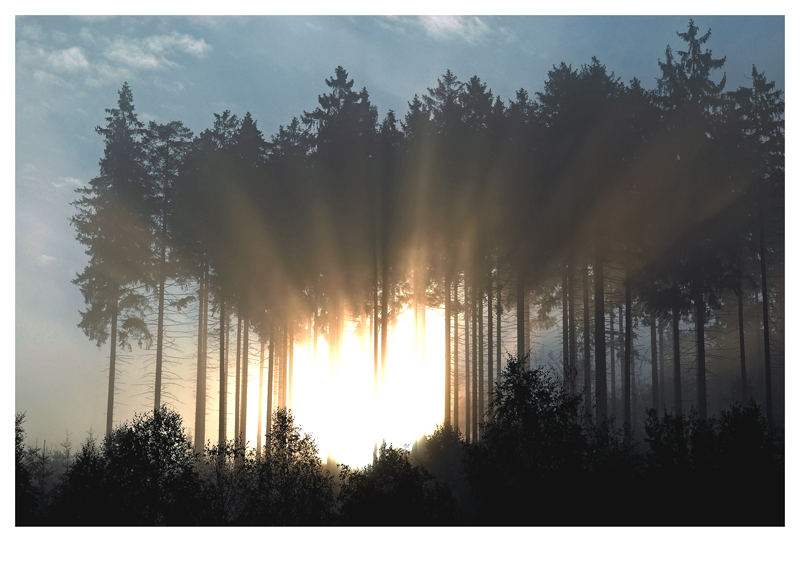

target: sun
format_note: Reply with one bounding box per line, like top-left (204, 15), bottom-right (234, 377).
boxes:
top-left (243, 305), bottom-right (445, 467)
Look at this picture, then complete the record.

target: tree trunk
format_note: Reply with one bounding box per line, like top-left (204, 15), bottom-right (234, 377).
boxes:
top-left (106, 301), bottom-right (118, 438)
top-left (594, 256), bottom-right (607, 424)
top-left (568, 264), bottom-right (577, 394)
top-left (381, 265), bottom-right (389, 383)
top-left (623, 269), bottom-right (632, 436)
top-left (496, 271), bottom-right (501, 385)
top-left (737, 280), bottom-right (748, 401)
top-left (659, 321), bottom-right (665, 413)
top-left (562, 267), bottom-right (569, 387)
top-left (444, 272), bottom-right (451, 426)
top-left (672, 307), bottom-right (682, 414)
top-left (759, 215), bottom-right (773, 425)
top-left (583, 264), bottom-right (592, 420)
top-left (154, 256), bottom-right (166, 411)
top-left (288, 326), bottom-right (294, 409)
top-left (266, 321), bottom-right (275, 437)
top-left (478, 281), bottom-right (484, 438)
top-left (609, 306), bottom-right (616, 419)
top-left (472, 280), bottom-right (478, 443)
top-left (218, 299), bottom-right (227, 450)
top-left (516, 271), bottom-right (526, 368)
top-left (465, 277), bottom-right (471, 443)
top-left (650, 316), bottom-right (659, 412)
top-left (257, 336), bottom-right (265, 459)
top-left (487, 267), bottom-right (493, 413)
top-left (695, 289), bottom-right (707, 420)
top-left (234, 315), bottom-right (242, 440)
top-left (240, 317), bottom-right (249, 445)
top-left (194, 267), bottom-right (207, 452)
top-left (453, 278), bottom-right (459, 435)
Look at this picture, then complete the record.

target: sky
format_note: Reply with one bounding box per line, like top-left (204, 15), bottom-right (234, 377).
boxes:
top-left (14, 15), bottom-right (786, 448)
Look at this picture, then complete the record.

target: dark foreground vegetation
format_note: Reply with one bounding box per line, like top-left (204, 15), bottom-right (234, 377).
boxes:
top-left (17, 357), bottom-right (783, 526)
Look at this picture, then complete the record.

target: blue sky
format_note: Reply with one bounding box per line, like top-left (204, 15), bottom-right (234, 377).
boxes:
top-left (15, 15), bottom-right (785, 445)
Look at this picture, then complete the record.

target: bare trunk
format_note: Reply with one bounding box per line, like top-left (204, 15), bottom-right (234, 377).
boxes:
top-left (496, 271), bottom-right (501, 385)
top-left (444, 272), bottom-right (451, 426)
top-left (288, 326), bottom-right (294, 409)
top-left (234, 315), bottom-right (242, 440)
top-left (737, 280), bottom-right (748, 401)
top-left (453, 277), bottom-right (460, 435)
top-left (562, 267), bottom-right (569, 387)
top-left (516, 271), bottom-right (526, 368)
top-left (658, 321), bottom-right (665, 412)
top-left (465, 277), bottom-right (471, 443)
top-left (759, 215), bottom-right (773, 425)
top-left (266, 321), bottom-right (275, 437)
top-left (672, 307), bottom-right (682, 414)
top-left (695, 288), bottom-right (707, 420)
top-left (609, 306), bottom-right (616, 419)
top-left (218, 299), bottom-right (227, 450)
top-left (194, 267), bottom-right (207, 452)
top-left (594, 257), bottom-right (607, 424)
top-left (240, 317), bottom-right (249, 445)
top-left (257, 337), bottom-right (265, 459)
top-left (471, 279), bottom-right (478, 443)
top-left (650, 316), bottom-right (659, 411)
top-left (624, 269), bottom-right (632, 436)
top-left (583, 264), bottom-right (592, 420)
top-left (568, 264), bottom-right (577, 394)
top-left (487, 267), bottom-right (494, 413)
top-left (154, 261), bottom-right (165, 411)
top-left (106, 301), bottom-right (118, 438)
top-left (478, 281), bottom-right (484, 438)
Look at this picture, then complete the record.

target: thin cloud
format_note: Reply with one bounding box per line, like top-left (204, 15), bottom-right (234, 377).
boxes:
top-left (105, 32), bottom-right (211, 70)
top-left (47, 47), bottom-right (89, 73)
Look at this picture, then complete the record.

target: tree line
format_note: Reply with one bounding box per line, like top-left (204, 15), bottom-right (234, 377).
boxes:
top-left (70, 19), bottom-right (784, 453)
top-left (16, 358), bottom-right (783, 525)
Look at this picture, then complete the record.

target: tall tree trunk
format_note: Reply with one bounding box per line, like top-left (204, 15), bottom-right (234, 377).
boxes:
top-left (759, 214), bottom-right (773, 425)
top-left (257, 337), bottom-right (265, 460)
top-left (672, 307), bottom-right (682, 414)
top-left (583, 264), bottom-right (592, 420)
top-left (623, 269), bottom-right (632, 436)
top-left (496, 271), bottom-right (501, 385)
top-left (234, 315), bottom-right (242, 440)
top-left (487, 268), bottom-right (493, 413)
top-left (516, 271), bottom-right (526, 368)
top-left (695, 289), bottom-right (707, 420)
top-left (609, 306), bottom-right (616, 419)
top-left (266, 321), bottom-right (275, 437)
top-left (650, 316), bottom-right (659, 411)
top-left (194, 267), bottom-right (207, 452)
top-left (288, 326), bottom-right (294, 409)
top-left (154, 248), bottom-right (166, 411)
top-left (240, 317), bottom-right (249, 445)
top-left (381, 265), bottom-right (389, 383)
top-left (472, 280), bottom-right (478, 443)
top-left (594, 256), bottom-right (607, 424)
top-left (465, 277), bottom-right (471, 443)
top-left (478, 281), bottom-right (484, 439)
top-left (106, 301), bottom-right (118, 438)
top-left (737, 279), bottom-right (748, 401)
top-left (659, 320), bottom-right (665, 412)
top-left (444, 272), bottom-right (451, 426)
top-left (453, 278), bottom-right (459, 435)
top-left (568, 264), bottom-right (577, 394)
top-left (218, 299), bottom-right (227, 450)
top-left (562, 267), bottom-right (569, 387)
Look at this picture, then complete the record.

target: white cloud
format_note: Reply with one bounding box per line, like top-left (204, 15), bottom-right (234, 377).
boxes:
top-left (380, 16), bottom-right (512, 45)
top-left (47, 47), bottom-right (89, 73)
top-left (105, 32), bottom-right (211, 70)
top-left (35, 254), bottom-right (56, 266)
top-left (51, 176), bottom-right (82, 189)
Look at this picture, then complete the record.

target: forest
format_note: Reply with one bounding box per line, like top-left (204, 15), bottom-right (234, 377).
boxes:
top-left (16, 19), bottom-right (784, 525)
